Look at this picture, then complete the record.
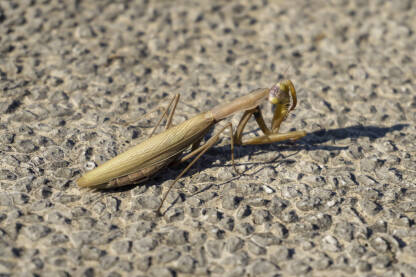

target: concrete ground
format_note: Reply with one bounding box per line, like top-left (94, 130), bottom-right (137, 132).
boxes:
top-left (1, 0), bottom-right (416, 276)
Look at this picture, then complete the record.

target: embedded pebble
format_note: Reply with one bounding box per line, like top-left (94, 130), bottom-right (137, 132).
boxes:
top-left (225, 236), bottom-right (244, 253)
top-left (321, 235), bottom-right (342, 252)
top-left (251, 232), bottom-right (281, 247)
top-left (221, 194), bottom-right (241, 210)
top-left (249, 259), bottom-right (279, 276)
top-left (236, 223), bottom-right (255, 236)
top-left (247, 241), bottom-right (266, 255)
top-left (251, 209), bottom-right (272, 225)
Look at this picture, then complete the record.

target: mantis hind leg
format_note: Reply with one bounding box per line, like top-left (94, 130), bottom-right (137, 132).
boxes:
top-left (149, 94), bottom-right (180, 137)
top-left (115, 94), bottom-right (180, 136)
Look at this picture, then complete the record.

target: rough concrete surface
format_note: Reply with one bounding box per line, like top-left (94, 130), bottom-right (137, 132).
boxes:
top-left (1, 0), bottom-right (416, 276)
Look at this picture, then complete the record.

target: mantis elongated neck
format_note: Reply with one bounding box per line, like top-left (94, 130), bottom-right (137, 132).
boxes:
top-left (209, 88), bottom-right (269, 121)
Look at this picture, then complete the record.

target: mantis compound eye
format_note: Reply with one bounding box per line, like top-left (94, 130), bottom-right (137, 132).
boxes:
top-left (268, 83), bottom-right (280, 104)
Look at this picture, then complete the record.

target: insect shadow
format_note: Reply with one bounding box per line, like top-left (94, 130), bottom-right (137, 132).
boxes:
top-left (186, 123), bottom-right (409, 197)
top-left (99, 123), bottom-right (408, 197)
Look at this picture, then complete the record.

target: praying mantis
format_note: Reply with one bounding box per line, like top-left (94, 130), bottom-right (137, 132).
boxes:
top-left (77, 80), bottom-right (306, 214)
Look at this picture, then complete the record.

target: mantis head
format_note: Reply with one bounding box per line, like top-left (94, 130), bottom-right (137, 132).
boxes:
top-left (268, 80), bottom-right (297, 111)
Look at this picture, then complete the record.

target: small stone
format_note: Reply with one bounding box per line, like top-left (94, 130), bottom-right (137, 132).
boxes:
top-left (0, 132), bottom-right (15, 144)
top-left (246, 197), bottom-right (268, 207)
top-left (312, 252), bottom-right (332, 270)
top-left (107, 271), bottom-right (122, 277)
top-left (207, 263), bottom-right (224, 274)
top-left (49, 232), bottom-right (69, 245)
top-left (360, 199), bottom-right (382, 216)
top-left (100, 255), bottom-right (118, 270)
top-left (346, 145), bottom-right (364, 159)
top-left (185, 206), bottom-right (200, 217)
top-left (16, 139), bottom-right (38, 152)
top-left (164, 207), bottom-right (184, 222)
top-left (166, 229), bottom-right (188, 245)
top-left (270, 246), bottom-right (292, 263)
top-left (357, 260), bottom-right (371, 272)
top-left (222, 194), bottom-right (241, 210)
top-left (149, 267), bottom-right (174, 277)
top-left (126, 221), bottom-right (155, 238)
top-left (289, 260), bottom-right (312, 275)
top-left (322, 235), bottom-right (342, 252)
top-left (236, 205), bottom-right (251, 219)
top-left (356, 175), bottom-right (378, 186)
top-left (262, 185), bottom-right (275, 194)
top-left (81, 267), bottom-right (95, 277)
top-left (205, 240), bottom-right (224, 258)
top-left (280, 210), bottom-right (298, 223)
top-left (134, 196), bottom-right (160, 210)
top-left (189, 232), bottom-right (207, 245)
top-left (225, 236), bottom-right (244, 253)
top-left (0, 193), bottom-right (12, 206)
top-left (112, 240), bottom-right (132, 255)
top-left (235, 222), bottom-right (254, 236)
top-left (226, 266), bottom-right (245, 277)
top-left (302, 241), bottom-right (315, 251)
top-left (223, 250), bottom-right (250, 267)
top-left (247, 241), bottom-right (266, 255)
top-left (219, 216), bottom-right (234, 231)
top-left (46, 211), bottom-right (71, 225)
top-left (252, 209), bottom-right (272, 225)
top-left (77, 217), bottom-right (97, 229)
top-left (76, 24), bottom-right (97, 39)
top-left (298, 161), bottom-right (321, 174)
top-left (175, 255), bottom-right (196, 273)
top-left (24, 225), bottom-right (51, 241)
top-left (249, 259), bottom-right (279, 276)
top-left (202, 208), bottom-right (222, 223)
top-left (370, 237), bottom-right (390, 253)
top-left (136, 256), bottom-right (151, 272)
top-left (334, 221), bottom-right (355, 241)
top-left (296, 197), bottom-right (321, 211)
top-left (269, 197), bottom-right (289, 215)
top-left (0, 169), bottom-right (17, 181)
top-left (81, 245), bottom-right (106, 260)
top-left (133, 238), bottom-right (158, 253)
top-left (251, 232), bottom-right (281, 247)
top-left (334, 254), bottom-right (355, 273)
top-left (156, 247), bottom-right (181, 263)
top-left (369, 254), bottom-right (393, 269)
top-left (264, 222), bottom-right (289, 239)
top-left (398, 201), bottom-right (416, 212)
top-left (370, 220), bottom-right (387, 233)
top-left (107, 197), bottom-right (120, 213)
top-left (307, 213), bottom-right (332, 231)
top-left (360, 157), bottom-right (384, 172)
top-left (118, 260), bottom-right (133, 272)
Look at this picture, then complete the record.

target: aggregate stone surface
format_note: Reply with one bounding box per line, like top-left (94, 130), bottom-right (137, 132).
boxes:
top-left (1, 0), bottom-right (416, 276)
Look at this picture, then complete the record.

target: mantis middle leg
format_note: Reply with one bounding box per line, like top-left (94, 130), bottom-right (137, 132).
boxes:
top-left (157, 122), bottom-right (236, 214)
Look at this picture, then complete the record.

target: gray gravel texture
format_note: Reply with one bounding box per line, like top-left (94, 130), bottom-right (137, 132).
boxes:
top-left (1, 0), bottom-right (416, 276)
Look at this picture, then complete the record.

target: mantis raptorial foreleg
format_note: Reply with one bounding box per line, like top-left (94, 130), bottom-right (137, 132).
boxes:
top-left (234, 106), bottom-right (306, 145)
top-left (234, 80), bottom-right (306, 145)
